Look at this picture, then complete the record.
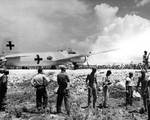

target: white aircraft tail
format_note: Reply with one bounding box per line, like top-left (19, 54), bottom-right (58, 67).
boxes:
top-left (0, 39), bottom-right (18, 56)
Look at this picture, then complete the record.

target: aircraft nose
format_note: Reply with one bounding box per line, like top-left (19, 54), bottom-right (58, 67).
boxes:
top-left (0, 57), bottom-right (7, 62)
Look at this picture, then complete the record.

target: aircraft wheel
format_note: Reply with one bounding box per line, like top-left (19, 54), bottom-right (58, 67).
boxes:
top-left (51, 65), bottom-right (57, 69)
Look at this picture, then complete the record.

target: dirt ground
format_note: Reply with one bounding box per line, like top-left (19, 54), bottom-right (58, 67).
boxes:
top-left (0, 69), bottom-right (149, 120)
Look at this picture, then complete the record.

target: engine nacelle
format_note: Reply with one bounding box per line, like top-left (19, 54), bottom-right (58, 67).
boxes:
top-left (70, 57), bottom-right (86, 63)
top-left (0, 57), bottom-right (7, 66)
top-left (47, 56), bottom-right (53, 60)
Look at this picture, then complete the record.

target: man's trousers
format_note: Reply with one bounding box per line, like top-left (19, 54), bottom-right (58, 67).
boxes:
top-left (56, 89), bottom-right (70, 115)
top-left (88, 86), bottom-right (97, 108)
top-left (126, 86), bottom-right (133, 106)
top-left (36, 86), bottom-right (48, 109)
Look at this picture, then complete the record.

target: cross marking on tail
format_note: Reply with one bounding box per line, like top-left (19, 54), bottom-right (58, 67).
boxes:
top-left (6, 41), bottom-right (15, 50)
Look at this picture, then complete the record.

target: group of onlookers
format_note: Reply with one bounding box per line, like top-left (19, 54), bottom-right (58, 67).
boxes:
top-left (31, 66), bottom-right (113, 115)
top-left (87, 67), bottom-right (150, 120)
top-left (124, 70), bottom-right (150, 120)
top-left (31, 66), bottom-right (71, 115)
top-left (1, 62), bottom-right (150, 120)
top-left (86, 68), bottom-right (112, 108)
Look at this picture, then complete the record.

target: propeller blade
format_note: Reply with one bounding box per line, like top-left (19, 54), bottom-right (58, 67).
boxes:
top-left (89, 48), bottom-right (119, 56)
top-left (87, 61), bottom-right (89, 67)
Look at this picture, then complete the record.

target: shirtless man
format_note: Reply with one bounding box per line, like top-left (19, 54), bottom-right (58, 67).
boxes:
top-left (143, 51), bottom-right (149, 72)
top-left (86, 67), bottom-right (98, 108)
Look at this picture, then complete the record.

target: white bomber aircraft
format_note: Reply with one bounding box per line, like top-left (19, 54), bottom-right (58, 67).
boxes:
top-left (0, 40), bottom-right (117, 69)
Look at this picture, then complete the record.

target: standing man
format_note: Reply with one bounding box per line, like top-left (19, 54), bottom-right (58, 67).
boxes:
top-left (0, 69), bottom-right (9, 111)
top-left (126, 72), bottom-right (134, 106)
top-left (56, 65), bottom-right (70, 115)
top-left (146, 77), bottom-right (150, 120)
top-left (31, 67), bottom-right (49, 111)
top-left (102, 70), bottom-right (112, 108)
top-left (143, 51), bottom-right (149, 72)
top-left (136, 70), bottom-right (148, 112)
top-left (86, 67), bottom-right (98, 108)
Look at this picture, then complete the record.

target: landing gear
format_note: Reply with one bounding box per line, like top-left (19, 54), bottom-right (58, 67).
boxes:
top-left (51, 65), bottom-right (57, 69)
top-left (73, 62), bottom-right (79, 70)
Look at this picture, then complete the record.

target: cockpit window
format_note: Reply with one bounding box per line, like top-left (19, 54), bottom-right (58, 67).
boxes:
top-left (68, 51), bottom-right (76, 54)
top-left (68, 49), bottom-right (76, 54)
top-left (58, 49), bottom-right (76, 54)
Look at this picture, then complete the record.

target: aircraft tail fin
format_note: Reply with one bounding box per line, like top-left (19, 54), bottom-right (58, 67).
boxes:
top-left (0, 39), bottom-right (18, 56)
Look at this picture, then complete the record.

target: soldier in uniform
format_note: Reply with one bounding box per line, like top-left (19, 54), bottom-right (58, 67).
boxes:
top-left (31, 67), bottom-right (49, 111)
top-left (126, 72), bottom-right (134, 106)
top-left (143, 51), bottom-right (149, 72)
top-left (0, 69), bottom-right (9, 111)
top-left (86, 67), bottom-right (98, 108)
top-left (102, 70), bottom-right (112, 108)
top-left (56, 65), bottom-right (70, 115)
top-left (136, 70), bottom-right (148, 112)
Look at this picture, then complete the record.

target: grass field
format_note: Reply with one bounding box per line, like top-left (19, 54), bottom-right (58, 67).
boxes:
top-left (0, 69), bottom-right (149, 120)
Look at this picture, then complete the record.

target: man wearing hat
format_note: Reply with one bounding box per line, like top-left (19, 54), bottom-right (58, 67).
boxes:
top-left (56, 65), bottom-right (70, 115)
top-left (0, 69), bottom-right (9, 111)
top-left (86, 67), bottom-right (98, 108)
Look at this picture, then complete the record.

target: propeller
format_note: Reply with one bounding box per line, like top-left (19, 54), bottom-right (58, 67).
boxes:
top-left (85, 48), bottom-right (119, 68)
top-left (88, 48), bottom-right (119, 56)
top-left (87, 60), bottom-right (90, 68)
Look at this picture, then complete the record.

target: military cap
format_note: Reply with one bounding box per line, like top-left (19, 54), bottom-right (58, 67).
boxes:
top-left (59, 65), bottom-right (67, 69)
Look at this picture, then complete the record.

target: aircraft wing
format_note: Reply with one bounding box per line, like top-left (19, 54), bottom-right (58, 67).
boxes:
top-left (89, 48), bottom-right (119, 55)
top-left (54, 54), bottom-right (88, 62)
top-left (0, 54), bottom-right (28, 66)
top-left (4, 54), bottom-right (28, 59)
top-left (53, 48), bottom-right (119, 62)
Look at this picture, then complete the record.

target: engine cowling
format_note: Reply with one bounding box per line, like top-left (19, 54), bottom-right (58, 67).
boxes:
top-left (70, 56), bottom-right (86, 63)
top-left (0, 57), bottom-right (7, 66)
top-left (47, 56), bottom-right (53, 60)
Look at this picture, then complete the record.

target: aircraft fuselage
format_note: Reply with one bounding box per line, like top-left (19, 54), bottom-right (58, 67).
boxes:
top-left (4, 52), bottom-right (87, 67)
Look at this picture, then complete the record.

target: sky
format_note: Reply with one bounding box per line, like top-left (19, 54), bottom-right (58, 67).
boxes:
top-left (0, 0), bottom-right (150, 64)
